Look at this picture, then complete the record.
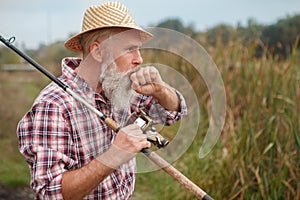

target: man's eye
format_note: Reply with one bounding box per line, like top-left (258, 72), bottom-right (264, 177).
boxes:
top-left (127, 46), bottom-right (139, 52)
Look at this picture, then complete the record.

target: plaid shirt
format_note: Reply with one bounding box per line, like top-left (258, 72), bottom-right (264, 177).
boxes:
top-left (17, 57), bottom-right (187, 200)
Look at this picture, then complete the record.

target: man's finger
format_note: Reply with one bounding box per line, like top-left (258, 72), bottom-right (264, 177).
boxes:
top-left (135, 69), bottom-right (147, 85)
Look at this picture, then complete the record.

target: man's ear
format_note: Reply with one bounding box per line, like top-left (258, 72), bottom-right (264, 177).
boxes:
top-left (90, 42), bottom-right (103, 62)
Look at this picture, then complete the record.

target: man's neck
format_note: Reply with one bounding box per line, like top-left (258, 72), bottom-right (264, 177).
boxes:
top-left (75, 59), bottom-right (102, 94)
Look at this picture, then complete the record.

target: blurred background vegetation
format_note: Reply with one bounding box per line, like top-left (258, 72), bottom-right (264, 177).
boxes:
top-left (0, 14), bottom-right (299, 199)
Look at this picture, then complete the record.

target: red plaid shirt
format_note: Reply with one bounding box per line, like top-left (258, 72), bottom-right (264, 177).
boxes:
top-left (17, 57), bottom-right (187, 200)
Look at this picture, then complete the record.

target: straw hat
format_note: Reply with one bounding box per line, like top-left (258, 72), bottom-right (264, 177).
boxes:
top-left (65, 1), bottom-right (153, 52)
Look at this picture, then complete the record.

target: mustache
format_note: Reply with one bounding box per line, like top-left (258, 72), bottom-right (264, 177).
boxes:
top-left (116, 66), bottom-right (141, 93)
top-left (119, 66), bottom-right (141, 80)
top-left (120, 66), bottom-right (142, 92)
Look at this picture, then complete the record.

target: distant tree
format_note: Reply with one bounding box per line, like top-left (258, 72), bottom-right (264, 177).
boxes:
top-left (261, 14), bottom-right (300, 57)
top-left (206, 24), bottom-right (235, 46)
top-left (237, 18), bottom-right (264, 41)
top-left (156, 18), bottom-right (196, 36)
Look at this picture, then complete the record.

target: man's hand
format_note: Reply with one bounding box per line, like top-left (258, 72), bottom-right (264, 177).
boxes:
top-left (113, 124), bottom-right (151, 153)
top-left (130, 66), bottom-right (165, 96)
top-left (97, 124), bottom-right (151, 169)
top-left (130, 66), bottom-right (180, 111)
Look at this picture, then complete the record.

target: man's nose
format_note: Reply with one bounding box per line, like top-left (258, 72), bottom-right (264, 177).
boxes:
top-left (132, 49), bottom-right (143, 65)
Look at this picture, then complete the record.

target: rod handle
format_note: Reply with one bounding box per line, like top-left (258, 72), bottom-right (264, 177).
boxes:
top-left (145, 150), bottom-right (213, 200)
top-left (104, 117), bottom-right (120, 132)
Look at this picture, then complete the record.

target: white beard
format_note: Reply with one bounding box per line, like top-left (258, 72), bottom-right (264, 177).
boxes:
top-left (100, 62), bottom-right (139, 112)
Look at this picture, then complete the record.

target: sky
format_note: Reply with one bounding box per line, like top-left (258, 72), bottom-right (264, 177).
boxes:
top-left (0, 0), bottom-right (300, 49)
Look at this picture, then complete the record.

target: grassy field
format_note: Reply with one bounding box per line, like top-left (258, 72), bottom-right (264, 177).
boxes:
top-left (0, 71), bottom-right (47, 188)
top-left (0, 35), bottom-right (299, 199)
top-left (136, 36), bottom-right (300, 199)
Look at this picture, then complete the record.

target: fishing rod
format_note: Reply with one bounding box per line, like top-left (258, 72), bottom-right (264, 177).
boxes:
top-left (0, 35), bottom-right (213, 200)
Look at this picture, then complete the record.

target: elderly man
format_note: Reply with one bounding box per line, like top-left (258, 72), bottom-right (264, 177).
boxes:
top-left (17, 2), bottom-right (187, 199)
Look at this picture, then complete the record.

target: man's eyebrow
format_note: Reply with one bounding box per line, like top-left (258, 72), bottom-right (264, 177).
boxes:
top-left (126, 44), bottom-right (141, 50)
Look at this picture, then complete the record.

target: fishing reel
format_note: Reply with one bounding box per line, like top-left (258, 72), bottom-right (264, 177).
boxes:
top-left (126, 109), bottom-right (169, 149)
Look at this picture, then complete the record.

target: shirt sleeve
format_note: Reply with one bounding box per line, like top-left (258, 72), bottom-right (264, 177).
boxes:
top-left (132, 89), bottom-right (188, 126)
top-left (17, 100), bottom-right (76, 199)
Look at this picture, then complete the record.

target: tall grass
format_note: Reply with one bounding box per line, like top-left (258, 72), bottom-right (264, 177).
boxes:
top-left (134, 34), bottom-right (300, 199)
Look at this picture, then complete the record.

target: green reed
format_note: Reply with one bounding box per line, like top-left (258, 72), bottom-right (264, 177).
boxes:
top-left (135, 34), bottom-right (300, 199)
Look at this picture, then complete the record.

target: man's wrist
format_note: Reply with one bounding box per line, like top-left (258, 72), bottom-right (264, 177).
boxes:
top-left (153, 84), bottom-right (180, 111)
top-left (96, 144), bottom-right (135, 170)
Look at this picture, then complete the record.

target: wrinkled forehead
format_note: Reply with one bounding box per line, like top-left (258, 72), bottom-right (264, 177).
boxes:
top-left (102, 29), bottom-right (143, 48)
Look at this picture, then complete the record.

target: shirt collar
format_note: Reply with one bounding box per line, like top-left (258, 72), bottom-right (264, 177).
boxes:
top-left (61, 57), bottom-right (109, 104)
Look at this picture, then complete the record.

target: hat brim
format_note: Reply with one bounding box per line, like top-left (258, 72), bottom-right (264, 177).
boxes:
top-left (64, 25), bottom-right (153, 53)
